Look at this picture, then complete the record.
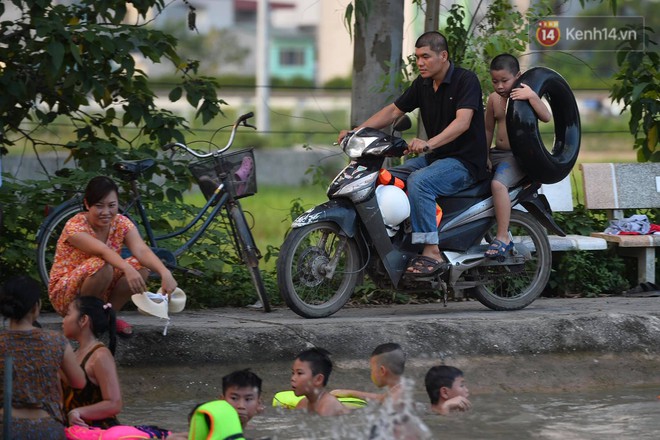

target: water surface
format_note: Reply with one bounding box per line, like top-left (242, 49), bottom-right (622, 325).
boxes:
top-left (117, 362), bottom-right (660, 439)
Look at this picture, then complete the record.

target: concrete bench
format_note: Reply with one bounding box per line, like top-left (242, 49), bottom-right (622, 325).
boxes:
top-left (538, 176), bottom-right (608, 252)
top-left (580, 162), bottom-right (660, 284)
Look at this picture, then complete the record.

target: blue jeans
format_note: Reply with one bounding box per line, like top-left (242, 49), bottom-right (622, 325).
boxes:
top-left (389, 156), bottom-right (474, 245)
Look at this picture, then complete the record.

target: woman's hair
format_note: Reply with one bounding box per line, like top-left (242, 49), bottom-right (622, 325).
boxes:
top-left (0, 275), bottom-right (42, 321)
top-left (84, 176), bottom-right (119, 209)
top-left (74, 296), bottom-right (117, 355)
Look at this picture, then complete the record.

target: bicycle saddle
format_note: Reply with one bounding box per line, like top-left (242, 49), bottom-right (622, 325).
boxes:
top-left (113, 159), bottom-right (157, 180)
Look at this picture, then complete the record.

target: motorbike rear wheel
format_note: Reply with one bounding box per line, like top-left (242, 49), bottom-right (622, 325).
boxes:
top-left (468, 210), bottom-right (551, 310)
top-left (277, 221), bottom-right (362, 318)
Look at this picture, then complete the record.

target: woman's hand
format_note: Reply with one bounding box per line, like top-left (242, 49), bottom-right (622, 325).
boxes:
top-left (68, 409), bottom-right (88, 427)
top-left (123, 265), bottom-right (147, 294)
top-left (160, 270), bottom-right (178, 295)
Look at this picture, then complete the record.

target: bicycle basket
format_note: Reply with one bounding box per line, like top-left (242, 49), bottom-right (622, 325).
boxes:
top-left (189, 148), bottom-right (257, 202)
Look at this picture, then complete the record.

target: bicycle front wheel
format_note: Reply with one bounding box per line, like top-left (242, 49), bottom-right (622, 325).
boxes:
top-left (36, 200), bottom-right (84, 285)
top-left (228, 204), bottom-right (271, 312)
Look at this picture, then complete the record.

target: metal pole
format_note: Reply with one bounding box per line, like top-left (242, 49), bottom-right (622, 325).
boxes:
top-left (256, 0), bottom-right (271, 132)
top-left (3, 355), bottom-right (12, 439)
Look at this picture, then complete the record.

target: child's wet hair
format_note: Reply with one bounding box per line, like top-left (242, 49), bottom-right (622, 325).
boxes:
top-left (371, 342), bottom-right (406, 375)
top-left (222, 368), bottom-right (262, 395)
top-left (0, 275), bottom-right (42, 321)
top-left (296, 347), bottom-right (333, 386)
top-left (74, 296), bottom-right (117, 355)
top-left (425, 365), bottom-right (464, 405)
top-left (490, 53), bottom-right (520, 76)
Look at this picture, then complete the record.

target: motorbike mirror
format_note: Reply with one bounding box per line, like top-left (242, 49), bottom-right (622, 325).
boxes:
top-left (392, 115), bottom-right (412, 132)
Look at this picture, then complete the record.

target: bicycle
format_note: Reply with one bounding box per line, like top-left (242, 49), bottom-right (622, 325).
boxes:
top-left (36, 112), bottom-right (271, 312)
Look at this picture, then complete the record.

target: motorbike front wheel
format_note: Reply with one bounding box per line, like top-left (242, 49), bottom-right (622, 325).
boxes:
top-left (277, 221), bottom-right (362, 318)
top-left (468, 210), bottom-right (552, 310)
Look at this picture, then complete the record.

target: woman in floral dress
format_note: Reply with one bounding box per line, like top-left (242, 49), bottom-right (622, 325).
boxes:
top-left (48, 176), bottom-right (177, 336)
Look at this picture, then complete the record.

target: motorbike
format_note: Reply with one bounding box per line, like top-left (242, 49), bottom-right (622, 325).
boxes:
top-left (276, 116), bottom-right (566, 318)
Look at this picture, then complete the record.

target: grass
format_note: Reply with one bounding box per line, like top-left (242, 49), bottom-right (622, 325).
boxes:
top-left (185, 184), bottom-right (328, 270)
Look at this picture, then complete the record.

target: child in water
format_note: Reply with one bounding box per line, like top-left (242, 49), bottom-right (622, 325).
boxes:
top-left (291, 347), bottom-right (349, 416)
top-left (332, 342), bottom-right (406, 405)
top-left (61, 296), bottom-right (122, 428)
top-left (169, 369), bottom-right (264, 440)
top-left (425, 365), bottom-right (472, 415)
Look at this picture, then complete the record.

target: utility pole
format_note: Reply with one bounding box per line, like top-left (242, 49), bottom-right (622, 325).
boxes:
top-left (256, 0), bottom-right (270, 132)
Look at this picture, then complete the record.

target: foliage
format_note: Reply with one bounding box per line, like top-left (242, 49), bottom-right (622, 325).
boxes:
top-left (437, 0), bottom-right (554, 97)
top-left (0, 0), bottom-right (269, 308)
top-left (0, 1), bottom-right (224, 154)
top-left (548, 205), bottom-right (631, 297)
top-left (342, 0), bottom-right (373, 40)
top-left (323, 76), bottom-right (352, 90)
top-left (610, 26), bottom-right (660, 162)
top-left (549, 249), bottom-right (628, 297)
top-left (546, 203), bottom-right (660, 297)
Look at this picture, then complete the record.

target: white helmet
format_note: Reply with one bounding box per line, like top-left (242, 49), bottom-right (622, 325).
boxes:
top-left (375, 185), bottom-right (410, 237)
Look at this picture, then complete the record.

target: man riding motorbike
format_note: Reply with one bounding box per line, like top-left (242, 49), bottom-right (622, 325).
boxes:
top-left (338, 31), bottom-right (488, 278)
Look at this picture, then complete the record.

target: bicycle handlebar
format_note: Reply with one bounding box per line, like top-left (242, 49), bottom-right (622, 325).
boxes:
top-left (161, 112), bottom-right (256, 158)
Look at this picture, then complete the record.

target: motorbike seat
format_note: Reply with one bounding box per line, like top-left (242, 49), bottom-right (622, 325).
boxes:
top-left (439, 178), bottom-right (492, 199)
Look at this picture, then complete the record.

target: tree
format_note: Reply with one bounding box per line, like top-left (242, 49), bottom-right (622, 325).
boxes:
top-left (344, 0), bottom-right (405, 127)
top-left (0, 0), bottom-right (223, 174)
top-left (0, 1), bottom-right (238, 297)
top-left (610, 26), bottom-right (659, 162)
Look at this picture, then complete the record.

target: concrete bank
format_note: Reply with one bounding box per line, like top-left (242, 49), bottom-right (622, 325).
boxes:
top-left (39, 296), bottom-right (660, 366)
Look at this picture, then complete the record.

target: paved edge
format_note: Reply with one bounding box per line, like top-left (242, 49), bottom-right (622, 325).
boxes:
top-left (38, 297), bottom-right (660, 367)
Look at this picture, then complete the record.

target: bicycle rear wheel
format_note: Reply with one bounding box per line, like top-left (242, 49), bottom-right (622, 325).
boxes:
top-left (227, 203), bottom-right (271, 312)
top-left (36, 199), bottom-right (84, 285)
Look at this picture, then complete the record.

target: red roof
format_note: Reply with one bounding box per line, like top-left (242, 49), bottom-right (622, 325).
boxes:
top-left (235, 0), bottom-right (295, 11)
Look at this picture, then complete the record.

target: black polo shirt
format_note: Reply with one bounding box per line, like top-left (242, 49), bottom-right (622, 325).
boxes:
top-left (394, 62), bottom-right (488, 181)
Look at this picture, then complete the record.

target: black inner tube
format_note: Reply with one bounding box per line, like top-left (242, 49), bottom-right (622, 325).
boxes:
top-left (506, 67), bottom-right (581, 184)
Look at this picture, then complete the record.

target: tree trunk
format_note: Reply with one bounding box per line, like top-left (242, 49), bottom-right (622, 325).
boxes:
top-left (425, 0), bottom-right (440, 31)
top-left (350, 0), bottom-right (405, 127)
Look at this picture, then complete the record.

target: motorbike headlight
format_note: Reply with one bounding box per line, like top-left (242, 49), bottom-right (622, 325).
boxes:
top-left (343, 129), bottom-right (379, 158)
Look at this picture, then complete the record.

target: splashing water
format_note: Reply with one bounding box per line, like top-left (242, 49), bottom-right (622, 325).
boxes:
top-left (360, 377), bottom-right (433, 440)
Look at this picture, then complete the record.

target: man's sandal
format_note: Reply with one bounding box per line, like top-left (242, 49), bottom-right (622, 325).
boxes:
top-left (484, 239), bottom-right (513, 259)
top-left (405, 256), bottom-right (450, 277)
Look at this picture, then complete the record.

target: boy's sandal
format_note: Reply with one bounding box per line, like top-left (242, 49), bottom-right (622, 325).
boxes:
top-left (405, 256), bottom-right (450, 277)
top-left (484, 239), bottom-right (513, 259)
top-left (116, 318), bottom-right (133, 338)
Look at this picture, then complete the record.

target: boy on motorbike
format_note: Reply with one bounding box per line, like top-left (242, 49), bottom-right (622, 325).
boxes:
top-left (338, 31), bottom-right (488, 277)
top-left (484, 54), bottom-right (551, 259)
